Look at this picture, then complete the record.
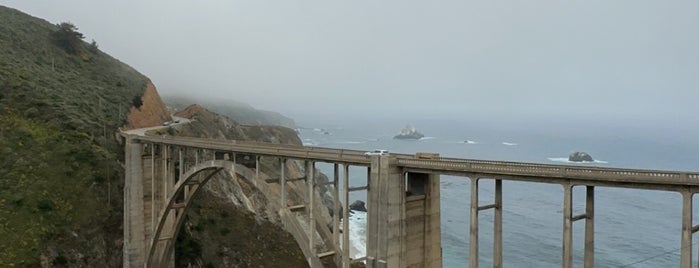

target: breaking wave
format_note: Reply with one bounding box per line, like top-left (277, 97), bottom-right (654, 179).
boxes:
top-left (302, 138), bottom-right (318, 146)
top-left (547, 157), bottom-right (608, 164)
top-left (340, 211), bottom-right (367, 260)
top-left (335, 141), bottom-right (367, 144)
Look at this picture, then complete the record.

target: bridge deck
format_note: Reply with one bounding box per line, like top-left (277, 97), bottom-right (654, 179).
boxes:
top-left (130, 135), bottom-right (699, 191)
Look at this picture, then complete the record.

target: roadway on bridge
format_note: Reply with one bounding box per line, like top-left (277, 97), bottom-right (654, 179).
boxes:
top-left (123, 115), bottom-right (190, 136)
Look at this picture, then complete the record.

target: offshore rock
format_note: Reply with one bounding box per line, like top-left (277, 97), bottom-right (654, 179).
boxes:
top-left (393, 125), bottom-right (424, 140)
top-left (349, 200), bottom-right (367, 212)
top-left (569, 151), bottom-right (594, 162)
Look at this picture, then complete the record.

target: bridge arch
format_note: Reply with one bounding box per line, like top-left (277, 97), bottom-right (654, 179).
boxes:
top-left (145, 159), bottom-right (260, 267)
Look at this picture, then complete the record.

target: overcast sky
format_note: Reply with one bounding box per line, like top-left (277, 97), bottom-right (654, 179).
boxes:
top-left (2, 1), bottom-right (697, 123)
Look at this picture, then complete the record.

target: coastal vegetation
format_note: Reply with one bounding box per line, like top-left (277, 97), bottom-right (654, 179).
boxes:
top-left (0, 5), bottom-right (147, 266)
top-left (1, 5), bottom-right (317, 267)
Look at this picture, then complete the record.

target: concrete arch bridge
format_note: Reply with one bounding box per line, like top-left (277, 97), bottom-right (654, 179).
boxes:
top-left (121, 135), bottom-right (699, 268)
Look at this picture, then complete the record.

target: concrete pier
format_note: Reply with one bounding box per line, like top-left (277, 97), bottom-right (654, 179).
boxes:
top-left (124, 138), bottom-right (145, 267)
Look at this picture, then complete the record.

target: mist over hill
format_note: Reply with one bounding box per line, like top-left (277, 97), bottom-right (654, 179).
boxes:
top-left (164, 95), bottom-right (296, 129)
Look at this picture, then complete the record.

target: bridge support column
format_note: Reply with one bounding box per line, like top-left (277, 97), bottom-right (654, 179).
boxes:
top-left (307, 161), bottom-right (316, 255)
top-left (124, 138), bottom-right (145, 267)
top-left (494, 179), bottom-right (503, 268)
top-left (469, 178), bottom-right (503, 268)
top-left (368, 155), bottom-right (425, 268)
top-left (584, 186), bottom-right (594, 268)
top-left (280, 158), bottom-right (286, 209)
top-left (680, 191), bottom-right (693, 268)
top-left (342, 164), bottom-right (351, 268)
top-left (332, 163), bottom-right (340, 259)
top-left (254, 156), bottom-right (260, 187)
top-left (397, 168), bottom-right (441, 267)
top-left (562, 183), bottom-right (573, 268)
top-left (469, 178), bottom-right (479, 268)
top-left (562, 184), bottom-right (595, 268)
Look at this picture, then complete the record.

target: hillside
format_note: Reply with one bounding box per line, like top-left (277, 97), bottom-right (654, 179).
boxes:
top-left (164, 95), bottom-right (296, 128)
top-left (166, 106), bottom-right (312, 267)
top-left (0, 5), bottom-right (170, 267)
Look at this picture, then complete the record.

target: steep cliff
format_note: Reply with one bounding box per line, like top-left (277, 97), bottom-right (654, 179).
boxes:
top-left (165, 96), bottom-right (296, 128)
top-left (124, 81), bottom-right (172, 129)
top-left (169, 105), bottom-right (338, 267)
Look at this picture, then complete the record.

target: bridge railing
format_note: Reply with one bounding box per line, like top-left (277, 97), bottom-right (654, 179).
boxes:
top-left (397, 157), bottom-right (699, 186)
top-left (132, 134), bottom-right (699, 186)
top-left (133, 135), bottom-right (371, 165)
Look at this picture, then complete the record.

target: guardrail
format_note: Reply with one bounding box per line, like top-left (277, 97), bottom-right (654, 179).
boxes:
top-left (131, 135), bottom-right (372, 165)
top-left (397, 157), bottom-right (699, 187)
top-left (131, 134), bottom-right (699, 188)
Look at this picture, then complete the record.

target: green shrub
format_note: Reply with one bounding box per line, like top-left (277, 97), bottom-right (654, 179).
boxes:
top-left (132, 95), bottom-right (143, 109)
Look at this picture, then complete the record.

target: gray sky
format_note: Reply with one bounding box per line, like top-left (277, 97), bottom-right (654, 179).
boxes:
top-left (2, 0), bottom-right (697, 122)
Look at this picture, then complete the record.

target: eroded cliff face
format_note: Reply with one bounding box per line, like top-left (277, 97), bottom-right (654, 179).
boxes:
top-left (174, 104), bottom-right (301, 144)
top-left (169, 106), bottom-right (335, 267)
top-left (124, 80), bottom-right (172, 129)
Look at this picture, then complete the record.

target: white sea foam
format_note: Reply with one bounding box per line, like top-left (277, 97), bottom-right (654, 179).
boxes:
top-left (340, 211), bottom-right (367, 260)
top-left (335, 141), bottom-right (366, 144)
top-left (460, 140), bottom-right (477, 144)
top-left (547, 157), bottom-right (608, 164)
top-left (302, 139), bottom-right (317, 146)
top-left (419, 137), bottom-right (437, 141)
top-left (502, 142), bottom-right (518, 146)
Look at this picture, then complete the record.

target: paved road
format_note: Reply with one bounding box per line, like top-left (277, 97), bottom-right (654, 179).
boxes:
top-left (123, 116), bottom-right (190, 136)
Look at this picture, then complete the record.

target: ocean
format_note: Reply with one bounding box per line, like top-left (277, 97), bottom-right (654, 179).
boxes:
top-left (296, 116), bottom-right (699, 267)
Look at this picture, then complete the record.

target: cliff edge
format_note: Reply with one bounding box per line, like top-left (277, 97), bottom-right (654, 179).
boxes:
top-left (124, 80), bottom-right (172, 129)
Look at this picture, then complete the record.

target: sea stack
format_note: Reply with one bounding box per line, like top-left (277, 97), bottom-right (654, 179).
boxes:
top-left (349, 200), bottom-right (367, 212)
top-left (569, 151), bottom-right (594, 162)
top-left (393, 125), bottom-right (424, 140)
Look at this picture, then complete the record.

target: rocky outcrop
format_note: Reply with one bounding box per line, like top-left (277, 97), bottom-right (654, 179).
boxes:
top-left (569, 152), bottom-right (594, 162)
top-left (124, 80), bottom-right (172, 129)
top-left (171, 104), bottom-right (301, 145)
top-left (169, 106), bottom-right (339, 267)
top-left (349, 200), bottom-right (367, 212)
top-left (393, 125), bottom-right (424, 140)
top-left (164, 95), bottom-right (297, 128)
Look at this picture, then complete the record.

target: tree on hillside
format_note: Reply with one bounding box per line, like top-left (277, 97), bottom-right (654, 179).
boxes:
top-left (52, 22), bottom-right (85, 55)
top-left (132, 95), bottom-right (143, 109)
top-left (88, 39), bottom-right (99, 53)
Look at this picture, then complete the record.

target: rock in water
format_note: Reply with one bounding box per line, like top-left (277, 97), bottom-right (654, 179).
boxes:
top-left (569, 152), bottom-right (594, 162)
top-left (393, 125), bottom-right (425, 140)
top-left (349, 200), bottom-right (367, 212)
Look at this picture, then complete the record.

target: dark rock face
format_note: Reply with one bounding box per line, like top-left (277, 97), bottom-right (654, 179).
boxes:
top-left (349, 200), bottom-right (367, 212)
top-left (569, 152), bottom-right (594, 162)
top-left (323, 193), bottom-right (343, 220)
